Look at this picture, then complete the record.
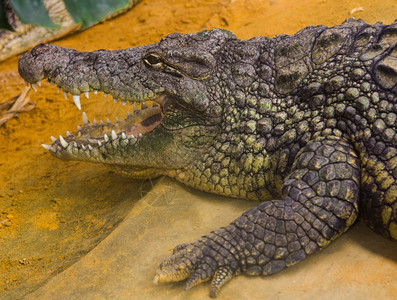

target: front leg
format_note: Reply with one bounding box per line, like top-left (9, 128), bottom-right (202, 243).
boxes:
top-left (154, 137), bottom-right (360, 297)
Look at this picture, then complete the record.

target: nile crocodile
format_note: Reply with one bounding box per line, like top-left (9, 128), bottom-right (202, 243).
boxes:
top-left (18, 18), bottom-right (397, 297)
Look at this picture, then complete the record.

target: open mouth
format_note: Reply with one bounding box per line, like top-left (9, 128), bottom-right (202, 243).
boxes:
top-left (37, 79), bottom-right (167, 154)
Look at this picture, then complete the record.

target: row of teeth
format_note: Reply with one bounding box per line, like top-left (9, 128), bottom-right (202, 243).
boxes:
top-left (29, 79), bottom-right (158, 110)
top-left (41, 129), bottom-right (143, 152)
top-left (42, 111), bottom-right (145, 152)
top-left (31, 78), bottom-right (158, 152)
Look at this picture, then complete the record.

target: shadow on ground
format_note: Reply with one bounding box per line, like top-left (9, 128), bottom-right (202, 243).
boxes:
top-left (0, 161), bottom-right (155, 299)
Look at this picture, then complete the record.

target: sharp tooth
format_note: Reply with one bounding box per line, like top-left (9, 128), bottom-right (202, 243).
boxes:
top-left (104, 134), bottom-right (109, 142)
top-left (141, 102), bottom-right (148, 109)
top-left (104, 92), bottom-right (108, 97)
top-left (82, 145), bottom-right (86, 150)
top-left (66, 131), bottom-right (71, 136)
top-left (31, 83), bottom-right (37, 92)
top-left (82, 112), bottom-right (89, 125)
top-left (130, 134), bottom-right (135, 139)
top-left (113, 98), bottom-right (117, 103)
top-left (41, 144), bottom-right (53, 151)
top-left (138, 133), bottom-right (143, 138)
top-left (107, 118), bottom-right (111, 124)
top-left (100, 120), bottom-right (105, 125)
top-left (97, 141), bottom-right (102, 146)
top-left (57, 86), bottom-right (60, 93)
top-left (94, 119), bottom-right (98, 125)
top-left (133, 104), bottom-right (139, 111)
top-left (84, 91), bottom-right (89, 99)
top-left (73, 142), bottom-right (78, 148)
top-left (73, 95), bottom-right (81, 110)
top-left (38, 80), bottom-right (41, 87)
top-left (88, 145), bottom-right (93, 151)
top-left (116, 117), bottom-right (120, 123)
top-left (94, 89), bottom-right (98, 94)
top-left (111, 130), bottom-right (117, 140)
top-left (50, 136), bottom-right (57, 142)
top-left (122, 101), bottom-right (126, 106)
top-left (77, 125), bottom-right (82, 131)
top-left (51, 81), bottom-right (55, 87)
top-left (59, 135), bottom-right (68, 148)
top-left (121, 132), bottom-right (127, 139)
top-left (63, 91), bottom-right (68, 100)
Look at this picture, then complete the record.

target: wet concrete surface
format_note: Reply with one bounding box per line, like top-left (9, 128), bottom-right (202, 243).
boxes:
top-left (27, 178), bottom-right (397, 299)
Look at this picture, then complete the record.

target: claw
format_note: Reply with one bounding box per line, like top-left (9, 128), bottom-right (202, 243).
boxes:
top-left (155, 234), bottom-right (237, 297)
top-left (184, 269), bottom-right (211, 291)
top-left (158, 251), bottom-right (186, 271)
top-left (209, 266), bottom-right (234, 298)
top-left (173, 243), bottom-right (189, 254)
top-left (154, 264), bottom-right (191, 284)
top-left (153, 274), bottom-right (160, 286)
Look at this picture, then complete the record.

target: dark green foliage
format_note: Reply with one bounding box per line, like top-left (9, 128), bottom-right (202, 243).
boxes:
top-left (64, 0), bottom-right (131, 28)
top-left (0, 0), bottom-right (131, 30)
top-left (9, 0), bottom-right (57, 28)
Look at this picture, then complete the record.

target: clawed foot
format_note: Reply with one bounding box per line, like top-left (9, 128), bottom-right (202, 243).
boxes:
top-left (154, 229), bottom-right (240, 297)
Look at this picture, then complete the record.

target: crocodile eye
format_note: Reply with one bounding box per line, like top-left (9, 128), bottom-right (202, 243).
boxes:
top-left (143, 53), bottom-right (183, 78)
top-left (143, 53), bottom-right (164, 69)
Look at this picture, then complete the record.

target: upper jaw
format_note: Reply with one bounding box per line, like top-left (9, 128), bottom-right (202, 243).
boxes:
top-left (27, 76), bottom-right (165, 112)
top-left (23, 67), bottom-right (165, 113)
top-left (18, 43), bottom-right (162, 108)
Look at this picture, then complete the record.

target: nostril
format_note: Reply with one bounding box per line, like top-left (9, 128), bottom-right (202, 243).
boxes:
top-left (18, 51), bottom-right (45, 83)
top-left (30, 43), bottom-right (52, 56)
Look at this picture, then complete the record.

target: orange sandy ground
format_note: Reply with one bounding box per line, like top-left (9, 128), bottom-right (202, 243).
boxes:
top-left (0, 0), bottom-right (396, 298)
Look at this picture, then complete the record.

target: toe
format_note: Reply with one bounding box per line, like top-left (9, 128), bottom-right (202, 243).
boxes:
top-left (173, 243), bottom-right (189, 254)
top-left (184, 268), bottom-right (212, 291)
top-left (209, 266), bottom-right (234, 298)
top-left (154, 259), bottom-right (192, 284)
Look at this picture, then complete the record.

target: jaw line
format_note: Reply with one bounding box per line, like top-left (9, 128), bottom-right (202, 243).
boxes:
top-left (39, 79), bottom-right (168, 162)
top-left (112, 165), bottom-right (165, 179)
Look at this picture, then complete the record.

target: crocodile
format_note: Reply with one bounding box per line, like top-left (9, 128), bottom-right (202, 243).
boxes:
top-left (18, 18), bottom-right (397, 297)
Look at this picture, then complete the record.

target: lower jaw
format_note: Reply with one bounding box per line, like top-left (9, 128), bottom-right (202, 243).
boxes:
top-left (44, 94), bottom-right (166, 157)
top-left (112, 165), bottom-right (164, 179)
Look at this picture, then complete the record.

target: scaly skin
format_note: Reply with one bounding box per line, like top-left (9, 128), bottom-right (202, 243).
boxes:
top-left (18, 18), bottom-right (397, 297)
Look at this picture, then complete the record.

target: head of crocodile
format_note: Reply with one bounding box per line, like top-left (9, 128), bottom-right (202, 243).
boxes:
top-left (18, 29), bottom-right (236, 179)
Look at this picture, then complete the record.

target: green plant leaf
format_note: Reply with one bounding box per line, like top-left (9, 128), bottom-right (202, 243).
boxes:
top-left (64, 0), bottom-right (130, 29)
top-left (9, 0), bottom-right (57, 28)
top-left (0, 0), bottom-right (13, 30)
